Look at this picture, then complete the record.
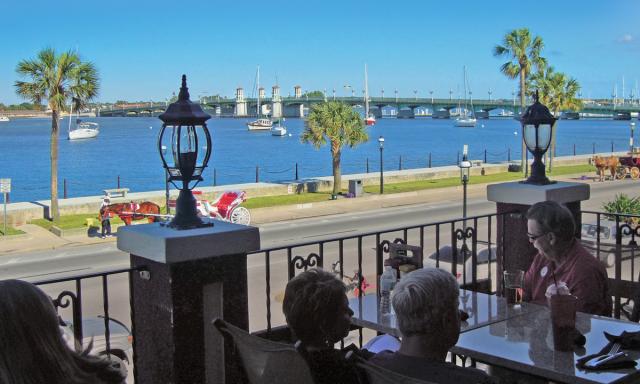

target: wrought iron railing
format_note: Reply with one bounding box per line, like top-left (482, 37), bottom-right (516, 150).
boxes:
top-left (247, 212), bottom-right (506, 336)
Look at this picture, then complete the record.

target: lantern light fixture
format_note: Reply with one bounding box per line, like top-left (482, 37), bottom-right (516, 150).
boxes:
top-left (158, 75), bottom-right (213, 229)
top-left (520, 90), bottom-right (557, 185)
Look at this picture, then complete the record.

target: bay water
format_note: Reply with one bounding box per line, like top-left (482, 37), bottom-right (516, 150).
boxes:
top-left (0, 116), bottom-right (632, 203)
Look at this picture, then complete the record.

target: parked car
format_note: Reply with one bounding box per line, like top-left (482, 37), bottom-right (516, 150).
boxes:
top-left (61, 315), bottom-right (133, 376)
top-left (580, 220), bottom-right (636, 267)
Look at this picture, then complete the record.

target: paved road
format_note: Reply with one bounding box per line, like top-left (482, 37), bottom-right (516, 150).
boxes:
top-left (2, 179), bottom-right (639, 331)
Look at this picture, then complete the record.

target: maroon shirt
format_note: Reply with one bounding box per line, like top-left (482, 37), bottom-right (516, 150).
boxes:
top-left (524, 240), bottom-right (611, 316)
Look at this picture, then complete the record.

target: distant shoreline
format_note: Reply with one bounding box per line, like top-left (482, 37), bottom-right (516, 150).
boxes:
top-left (0, 110), bottom-right (96, 118)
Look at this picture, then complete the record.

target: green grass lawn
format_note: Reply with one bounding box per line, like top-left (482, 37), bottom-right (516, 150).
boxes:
top-left (0, 226), bottom-right (25, 236)
top-left (28, 164), bottom-right (596, 230)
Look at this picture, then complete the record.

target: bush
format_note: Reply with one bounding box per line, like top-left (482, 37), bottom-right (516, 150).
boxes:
top-left (602, 193), bottom-right (640, 224)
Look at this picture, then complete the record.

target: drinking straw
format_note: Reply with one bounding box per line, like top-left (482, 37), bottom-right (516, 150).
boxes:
top-left (551, 263), bottom-right (559, 289)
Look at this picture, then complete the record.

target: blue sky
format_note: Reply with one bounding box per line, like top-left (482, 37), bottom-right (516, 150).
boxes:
top-left (1, 0), bottom-right (638, 104)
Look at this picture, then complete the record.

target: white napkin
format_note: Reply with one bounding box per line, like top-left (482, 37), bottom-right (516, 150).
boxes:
top-left (545, 281), bottom-right (570, 298)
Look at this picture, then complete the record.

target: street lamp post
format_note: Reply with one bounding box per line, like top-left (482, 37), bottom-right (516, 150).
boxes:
top-left (414, 90), bottom-right (417, 101)
top-left (449, 89), bottom-right (453, 101)
top-left (459, 145), bottom-right (472, 218)
top-left (630, 122), bottom-right (636, 154)
top-left (332, 88), bottom-right (336, 100)
top-left (395, 89), bottom-right (398, 103)
top-left (381, 89), bottom-right (385, 99)
top-left (378, 136), bottom-right (385, 194)
top-left (488, 89), bottom-right (492, 102)
top-left (430, 90), bottom-right (434, 104)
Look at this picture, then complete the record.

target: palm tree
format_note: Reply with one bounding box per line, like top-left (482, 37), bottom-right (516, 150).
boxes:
top-left (15, 48), bottom-right (99, 222)
top-left (493, 28), bottom-right (546, 176)
top-left (529, 66), bottom-right (582, 170)
top-left (302, 101), bottom-right (368, 196)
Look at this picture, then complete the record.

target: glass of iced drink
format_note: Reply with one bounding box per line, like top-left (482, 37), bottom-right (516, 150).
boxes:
top-left (503, 270), bottom-right (524, 305)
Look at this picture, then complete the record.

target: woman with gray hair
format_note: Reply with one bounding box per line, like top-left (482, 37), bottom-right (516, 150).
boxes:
top-left (369, 268), bottom-right (493, 383)
top-left (524, 200), bottom-right (611, 315)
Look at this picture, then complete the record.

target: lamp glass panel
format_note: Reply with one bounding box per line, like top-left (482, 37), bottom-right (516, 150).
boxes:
top-left (537, 124), bottom-right (552, 151)
top-left (523, 124), bottom-right (537, 151)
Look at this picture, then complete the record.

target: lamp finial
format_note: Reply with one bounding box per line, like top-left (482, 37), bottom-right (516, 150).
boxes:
top-left (178, 74), bottom-right (190, 101)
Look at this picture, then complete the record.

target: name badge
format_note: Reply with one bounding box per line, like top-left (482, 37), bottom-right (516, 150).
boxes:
top-left (540, 266), bottom-right (548, 278)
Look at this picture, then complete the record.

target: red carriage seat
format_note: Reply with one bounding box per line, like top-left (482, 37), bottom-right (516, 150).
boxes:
top-left (215, 191), bottom-right (240, 218)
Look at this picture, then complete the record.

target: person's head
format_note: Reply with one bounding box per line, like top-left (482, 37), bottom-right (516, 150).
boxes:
top-left (0, 279), bottom-right (124, 384)
top-left (392, 268), bottom-right (460, 348)
top-left (282, 268), bottom-right (353, 348)
top-left (526, 201), bottom-right (576, 261)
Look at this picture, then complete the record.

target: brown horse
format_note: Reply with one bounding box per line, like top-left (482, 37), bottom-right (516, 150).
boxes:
top-left (592, 155), bottom-right (619, 181)
top-left (100, 201), bottom-right (161, 225)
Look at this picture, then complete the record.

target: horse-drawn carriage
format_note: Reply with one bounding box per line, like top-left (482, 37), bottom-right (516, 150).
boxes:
top-left (593, 154), bottom-right (640, 181)
top-left (615, 154), bottom-right (640, 180)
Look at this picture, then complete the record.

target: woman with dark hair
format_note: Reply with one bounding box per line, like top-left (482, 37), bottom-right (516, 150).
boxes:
top-left (0, 279), bottom-right (126, 384)
top-left (282, 268), bottom-right (362, 384)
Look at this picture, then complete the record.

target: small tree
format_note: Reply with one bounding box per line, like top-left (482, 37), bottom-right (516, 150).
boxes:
top-left (302, 101), bottom-right (368, 196)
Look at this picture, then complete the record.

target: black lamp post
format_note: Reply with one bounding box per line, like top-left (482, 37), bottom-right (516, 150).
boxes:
top-left (520, 90), bottom-right (556, 185)
top-left (378, 136), bottom-right (385, 194)
top-left (459, 144), bottom-right (472, 218)
top-left (158, 75), bottom-right (213, 229)
top-left (630, 122), bottom-right (636, 154)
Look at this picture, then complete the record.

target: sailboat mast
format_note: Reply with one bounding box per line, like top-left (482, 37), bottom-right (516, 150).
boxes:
top-left (68, 101), bottom-right (73, 132)
top-left (463, 66), bottom-right (468, 117)
top-left (256, 65), bottom-right (260, 117)
top-left (364, 64), bottom-right (370, 116)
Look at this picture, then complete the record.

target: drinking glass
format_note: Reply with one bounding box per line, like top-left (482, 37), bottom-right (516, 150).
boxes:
top-left (549, 294), bottom-right (577, 351)
top-left (503, 270), bottom-right (524, 305)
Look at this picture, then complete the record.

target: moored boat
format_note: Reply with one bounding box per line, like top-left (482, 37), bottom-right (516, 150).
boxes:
top-left (364, 64), bottom-right (376, 126)
top-left (69, 120), bottom-right (99, 140)
top-left (0, 115), bottom-right (9, 122)
top-left (248, 118), bottom-right (273, 131)
top-left (271, 119), bottom-right (287, 136)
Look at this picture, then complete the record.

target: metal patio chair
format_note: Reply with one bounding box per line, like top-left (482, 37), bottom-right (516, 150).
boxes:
top-left (213, 318), bottom-right (315, 384)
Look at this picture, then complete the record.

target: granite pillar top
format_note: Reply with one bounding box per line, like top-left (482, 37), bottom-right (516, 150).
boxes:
top-left (487, 181), bottom-right (590, 205)
top-left (117, 219), bottom-right (260, 264)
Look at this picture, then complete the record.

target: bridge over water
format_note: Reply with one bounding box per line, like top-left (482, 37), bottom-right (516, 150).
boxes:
top-left (98, 96), bottom-right (640, 120)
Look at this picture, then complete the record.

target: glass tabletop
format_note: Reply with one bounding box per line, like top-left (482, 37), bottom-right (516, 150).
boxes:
top-left (452, 310), bottom-right (640, 384)
top-left (349, 289), bottom-right (546, 337)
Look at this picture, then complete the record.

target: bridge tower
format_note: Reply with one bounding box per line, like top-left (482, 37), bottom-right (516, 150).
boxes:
top-left (235, 87), bottom-right (247, 117)
top-left (294, 85), bottom-right (304, 117)
top-left (271, 85), bottom-right (282, 118)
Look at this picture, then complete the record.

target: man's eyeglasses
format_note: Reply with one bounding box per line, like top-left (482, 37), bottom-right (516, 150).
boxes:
top-left (527, 232), bottom-right (547, 241)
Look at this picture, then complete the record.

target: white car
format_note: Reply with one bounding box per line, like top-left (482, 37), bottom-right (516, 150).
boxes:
top-left (61, 316), bottom-right (133, 376)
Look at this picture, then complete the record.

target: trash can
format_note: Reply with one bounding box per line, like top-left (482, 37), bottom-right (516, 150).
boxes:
top-left (349, 179), bottom-right (363, 197)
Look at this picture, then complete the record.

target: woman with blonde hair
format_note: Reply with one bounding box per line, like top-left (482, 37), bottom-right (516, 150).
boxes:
top-left (0, 279), bottom-right (126, 384)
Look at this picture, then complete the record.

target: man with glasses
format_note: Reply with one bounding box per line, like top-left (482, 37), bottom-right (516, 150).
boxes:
top-left (524, 201), bottom-right (611, 315)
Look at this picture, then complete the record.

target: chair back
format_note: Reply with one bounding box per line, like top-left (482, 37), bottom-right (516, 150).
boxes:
top-left (349, 352), bottom-right (437, 384)
top-left (213, 318), bottom-right (315, 384)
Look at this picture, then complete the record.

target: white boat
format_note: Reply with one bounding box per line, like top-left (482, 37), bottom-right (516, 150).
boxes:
top-left (271, 119), bottom-right (287, 136)
top-left (454, 66), bottom-right (477, 128)
top-left (0, 116), bottom-right (9, 122)
top-left (69, 120), bottom-right (99, 140)
top-left (67, 102), bottom-right (99, 140)
top-left (247, 65), bottom-right (273, 131)
top-left (248, 118), bottom-right (273, 131)
top-left (364, 64), bottom-right (376, 126)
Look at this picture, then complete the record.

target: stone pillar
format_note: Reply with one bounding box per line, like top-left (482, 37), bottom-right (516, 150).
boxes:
top-left (487, 181), bottom-right (589, 294)
top-left (298, 104), bottom-right (305, 118)
top-left (271, 85), bottom-right (282, 118)
top-left (235, 87), bottom-right (247, 117)
top-left (118, 220), bottom-right (260, 384)
top-left (294, 85), bottom-right (302, 99)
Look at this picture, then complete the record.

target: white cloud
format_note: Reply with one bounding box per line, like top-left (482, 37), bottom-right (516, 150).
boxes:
top-left (619, 34), bottom-right (634, 43)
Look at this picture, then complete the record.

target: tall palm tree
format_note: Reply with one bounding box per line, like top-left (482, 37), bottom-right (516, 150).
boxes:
top-left (302, 101), bottom-right (368, 196)
top-left (15, 48), bottom-right (99, 222)
top-left (493, 28), bottom-right (546, 176)
top-left (529, 66), bottom-right (582, 170)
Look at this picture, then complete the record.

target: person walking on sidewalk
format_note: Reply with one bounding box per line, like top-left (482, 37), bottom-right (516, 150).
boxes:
top-left (100, 197), bottom-right (112, 239)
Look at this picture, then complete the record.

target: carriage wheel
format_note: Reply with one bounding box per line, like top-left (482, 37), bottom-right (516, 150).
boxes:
top-left (616, 166), bottom-right (629, 180)
top-left (631, 167), bottom-right (640, 180)
top-left (230, 206), bottom-right (251, 225)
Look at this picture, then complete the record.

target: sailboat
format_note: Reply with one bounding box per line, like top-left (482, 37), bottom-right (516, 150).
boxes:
top-left (454, 66), bottom-right (477, 127)
top-left (68, 101), bottom-right (99, 140)
top-left (271, 118), bottom-right (287, 136)
top-left (247, 65), bottom-right (273, 131)
top-left (364, 64), bottom-right (376, 126)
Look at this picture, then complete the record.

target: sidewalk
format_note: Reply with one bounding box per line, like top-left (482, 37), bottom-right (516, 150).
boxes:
top-left (0, 172), bottom-right (597, 256)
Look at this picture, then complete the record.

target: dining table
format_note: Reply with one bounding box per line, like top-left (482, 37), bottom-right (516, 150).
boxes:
top-left (349, 290), bottom-right (640, 384)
